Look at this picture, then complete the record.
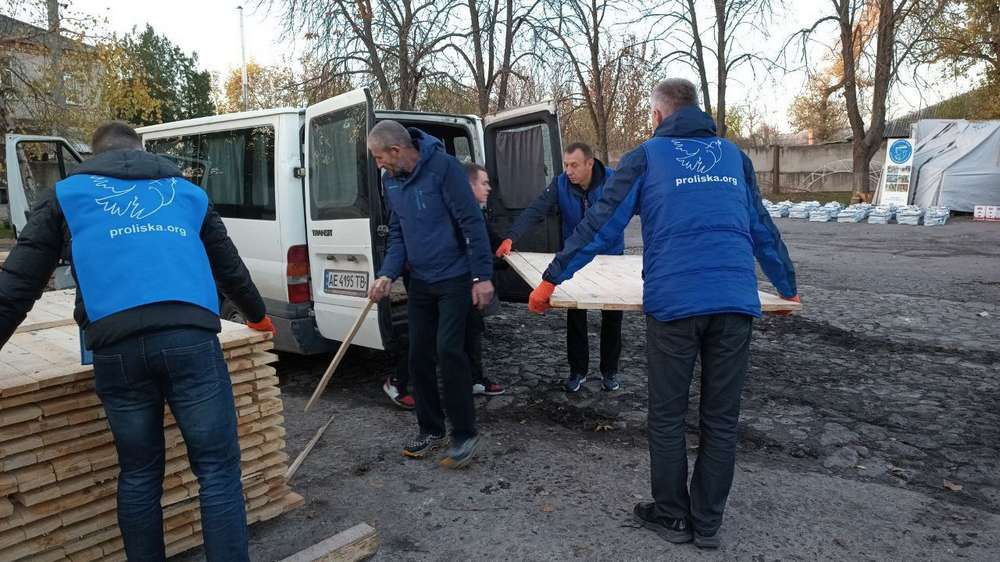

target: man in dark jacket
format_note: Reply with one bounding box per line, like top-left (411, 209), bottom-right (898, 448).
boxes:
top-left (464, 162), bottom-right (504, 396)
top-left (527, 80), bottom-right (799, 549)
top-left (495, 142), bottom-right (623, 393)
top-left (0, 122), bottom-right (272, 561)
top-left (367, 121), bottom-right (494, 469)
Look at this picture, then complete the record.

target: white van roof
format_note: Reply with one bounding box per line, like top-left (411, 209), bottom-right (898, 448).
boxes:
top-left (136, 107), bottom-right (303, 134)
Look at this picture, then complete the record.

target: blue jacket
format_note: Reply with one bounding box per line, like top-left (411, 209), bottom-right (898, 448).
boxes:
top-left (543, 106), bottom-right (797, 322)
top-left (377, 129), bottom-right (493, 284)
top-left (507, 161), bottom-right (624, 254)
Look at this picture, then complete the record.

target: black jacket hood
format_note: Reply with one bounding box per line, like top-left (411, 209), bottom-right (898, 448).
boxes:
top-left (72, 149), bottom-right (182, 181)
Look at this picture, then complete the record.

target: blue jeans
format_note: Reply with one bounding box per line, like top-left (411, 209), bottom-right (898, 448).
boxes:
top-left (93, 328), bottom-right (249, 562)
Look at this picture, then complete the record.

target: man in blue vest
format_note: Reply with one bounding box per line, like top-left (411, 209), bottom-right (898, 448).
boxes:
top-left (366, 120), bottom-right (494, 469)
top-left (495, 142), bottom-right (624, 393)
top-left (526, 79), bottom-right (799, 549)
top-left (0, 122), bottom-right (273, 561)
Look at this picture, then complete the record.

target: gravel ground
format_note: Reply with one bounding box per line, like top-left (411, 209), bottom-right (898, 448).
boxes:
top-left (174, 216), bottom-right (1000, 561)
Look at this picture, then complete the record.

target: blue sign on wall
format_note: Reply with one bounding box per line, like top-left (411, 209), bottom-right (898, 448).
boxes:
top-left (889, 140), bottom-right (913, 164)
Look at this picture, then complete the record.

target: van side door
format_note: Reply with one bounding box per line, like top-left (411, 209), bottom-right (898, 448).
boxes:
top-left (4, 134), bottom-right (83, 236)
top-left (483, 102), bottom-right (564, 301)
top-left (304, 88), bottom-right (388, 350)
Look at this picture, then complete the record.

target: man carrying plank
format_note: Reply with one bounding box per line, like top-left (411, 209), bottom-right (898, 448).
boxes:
top-left (526, 79), bottom-right (799, 549)
top-left (0, 122), bottom-right (274, 561)
top-left (366, 121), bottom-right (494, 469)
top-left (495, 142), bottom-right (624, 393)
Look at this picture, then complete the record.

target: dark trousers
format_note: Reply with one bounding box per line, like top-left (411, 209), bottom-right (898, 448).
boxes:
top-left (645, 313), bottom-right (752, 535)
top-left (408, 275), bottom-right (477, 441)
top-left (566, 309), bottom-right (623, 376)
top-left (93, 328), bottom-right (249, 562)
top-left (466, 308), bottom-right (486, 384)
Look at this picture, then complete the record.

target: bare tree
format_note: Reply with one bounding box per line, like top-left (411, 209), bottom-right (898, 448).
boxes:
top-left (533, 0), bottom-right (650, 162)
top-left (446, 0), bottom-right (542, 115)
top-left (264, 0), bottom-right (463, 110)
top-left (791, 0), bottom-right (946, 195)
top-left (650, 0), bottom-right (774, 138)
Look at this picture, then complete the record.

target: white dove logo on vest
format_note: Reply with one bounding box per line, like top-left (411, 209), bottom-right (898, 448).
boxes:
top-left (672, 139), bottom-right (723, 174)
top-left (92, 176), bottom-right (177, 220)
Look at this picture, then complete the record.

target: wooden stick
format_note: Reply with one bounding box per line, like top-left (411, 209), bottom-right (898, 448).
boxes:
top-left (304, 300), bottom-right (375, 412)
top-left (285, 413), bottom-right (336, 481)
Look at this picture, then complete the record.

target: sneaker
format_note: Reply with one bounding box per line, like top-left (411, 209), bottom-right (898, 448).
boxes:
top-left (439, 435), bottom-right (480, 469)
top-left (383, 377), bottom-right (415, 410)
top-left (601, 373), bottom-right (621, 391)
top-left (473, 380), bottom-right (506, 396)
top-left (564, 374), bottom-right (587, 393)
top-left (694, 530), bottom-right (721, 550)
top-left (402, 433), bottom-right (448, 459)
top-left (632, 502), bottom-right (693, 544)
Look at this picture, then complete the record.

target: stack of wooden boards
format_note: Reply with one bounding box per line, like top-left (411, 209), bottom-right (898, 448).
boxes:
top-left (0, 290), bottom-right (303, 561)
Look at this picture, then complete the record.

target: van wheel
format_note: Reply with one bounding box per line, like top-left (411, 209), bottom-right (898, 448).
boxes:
top-left (220, 300), bottom-right (246, 324)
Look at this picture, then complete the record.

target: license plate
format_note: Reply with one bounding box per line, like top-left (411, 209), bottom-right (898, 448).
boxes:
top-left (323, 270), bottom-right (369, 296)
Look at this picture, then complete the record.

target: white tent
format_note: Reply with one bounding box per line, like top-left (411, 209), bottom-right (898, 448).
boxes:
top-left (910, 119), bottom-right (1000, 212)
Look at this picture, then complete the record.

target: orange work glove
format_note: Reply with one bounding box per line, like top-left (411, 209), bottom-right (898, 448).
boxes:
top-left (772, 295), bottom-right (800, 317)
top-left (247, 316), bottom-right (277, 336)
top-left (528, 281), bottom-right (556, 314)
top-left (495, 239), bottom-right (513, 258)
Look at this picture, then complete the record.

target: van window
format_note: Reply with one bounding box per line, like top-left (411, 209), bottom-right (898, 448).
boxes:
top-left (145, 126), bottom-right (276, 220)
top-left (309, 104), bottom-right (369, 220)
top-left (495, 123), bottom-right (554, 208)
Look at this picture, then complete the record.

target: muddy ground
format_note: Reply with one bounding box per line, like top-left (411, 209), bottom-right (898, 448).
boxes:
top-left (175, 217), bottom-right (1000, 561)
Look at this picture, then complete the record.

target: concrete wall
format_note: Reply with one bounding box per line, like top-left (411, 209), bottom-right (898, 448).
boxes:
top-left (746, 142), bottom-right (887, 194)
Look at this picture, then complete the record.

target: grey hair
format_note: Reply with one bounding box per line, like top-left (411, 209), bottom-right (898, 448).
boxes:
top-left (650, 78), bottom-right (699, 115)
top-left (367, 120), bottom-right (413, 151)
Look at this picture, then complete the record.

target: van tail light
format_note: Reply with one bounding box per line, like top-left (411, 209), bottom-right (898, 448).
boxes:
top-left (287, 245), bottom-right (311, 304)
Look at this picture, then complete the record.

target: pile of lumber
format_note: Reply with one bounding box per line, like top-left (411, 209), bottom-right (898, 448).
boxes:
top-left (0, 291), bottom-right (302, 561)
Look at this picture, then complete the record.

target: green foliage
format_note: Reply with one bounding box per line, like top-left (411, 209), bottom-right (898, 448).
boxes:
top-left (117, 25), bottom-right (214, 125)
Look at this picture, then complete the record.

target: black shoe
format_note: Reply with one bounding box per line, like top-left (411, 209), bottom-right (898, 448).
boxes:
top-left (694, 530), bottom-right (721, 549)
top-left (440, 435), bottom-right (480, 469)
top-left (564, 373), bottom-right (587, 393)
top-left (402, 432), bottom-right (448, 459)
top-left (601, 373), bottom-right (621, 391)
top-left (633, 502), bottom-right (693, 544)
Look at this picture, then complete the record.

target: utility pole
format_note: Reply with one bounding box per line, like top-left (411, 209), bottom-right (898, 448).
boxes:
top-left (238, 5), bottom-right (248, 112)
top-left (46, 0), bottom-right (66, 136)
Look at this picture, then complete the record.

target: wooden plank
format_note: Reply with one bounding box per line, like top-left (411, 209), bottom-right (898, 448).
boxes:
top-left (277, 523), bottom-right (379, 562)
top-left (504, 252), bottom-right (802, 313)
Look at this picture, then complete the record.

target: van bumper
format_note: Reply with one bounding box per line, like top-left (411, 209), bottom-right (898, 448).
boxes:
top-left (264, 299), bottom-right (338, 355)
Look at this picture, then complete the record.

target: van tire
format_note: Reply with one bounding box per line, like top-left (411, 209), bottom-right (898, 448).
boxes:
top-left (220, 299), bottom-right (247, 324)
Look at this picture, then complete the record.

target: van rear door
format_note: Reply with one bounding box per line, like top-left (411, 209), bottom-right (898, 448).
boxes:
top-left (4, 135), bottom-right (83, 236)
top-left (304, 88), bottom-right (388, 350)
top-left (483, 102), bottom-right (563, 300)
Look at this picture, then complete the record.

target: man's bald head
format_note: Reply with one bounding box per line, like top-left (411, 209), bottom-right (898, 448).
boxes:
top-left (367, 120), bottom-right (419, 176)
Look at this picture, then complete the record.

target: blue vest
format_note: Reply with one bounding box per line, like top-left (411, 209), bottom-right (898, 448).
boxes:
top-left (557, 167), bottom-right (624, 254)
top-left (639, 137), bottom-right (760, 321)
top-left (55, 174), bottom-right (219, 322)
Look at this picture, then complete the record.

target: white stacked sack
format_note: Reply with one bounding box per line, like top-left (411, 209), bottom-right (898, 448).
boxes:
top-left (809, 202), bottom-right (842, 222)
top-left (896, 206), bottom-right (924, 225)
top-left (766, 200), bottom-right (792, 218)
top-left (867, 206), bottom-right (895, 224)
top-left (924, 206), bottom-right (950, 226)
top-left (790, 201), bottom-right (821, 219)
top-left (837, 203), bottom-right (872, 223)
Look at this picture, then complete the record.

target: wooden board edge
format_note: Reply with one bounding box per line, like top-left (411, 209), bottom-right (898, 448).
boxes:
top-left (277, 523), bottom-right (379, 562)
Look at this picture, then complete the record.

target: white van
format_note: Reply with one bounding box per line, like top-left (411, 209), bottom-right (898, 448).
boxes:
top-left (5, 88), bottom-right (565, 353)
